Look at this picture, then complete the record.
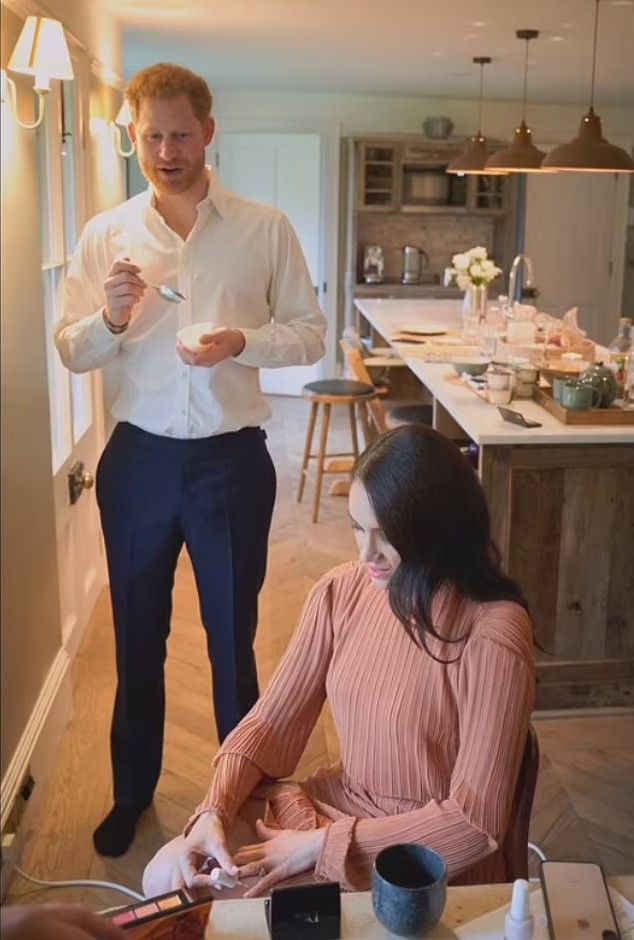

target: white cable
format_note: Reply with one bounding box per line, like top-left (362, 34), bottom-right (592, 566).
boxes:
top-left (14, 866), bottom-right (144, 902)
top-left (528, 841), bottom-right (547, 861)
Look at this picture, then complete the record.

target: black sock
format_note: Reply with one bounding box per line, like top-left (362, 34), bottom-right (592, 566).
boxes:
top-left (93, 804), bottom-right (147, 857)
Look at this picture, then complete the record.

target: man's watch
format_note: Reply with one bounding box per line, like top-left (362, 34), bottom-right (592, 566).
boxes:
top-left (103, 309), bottom-right (129, 335)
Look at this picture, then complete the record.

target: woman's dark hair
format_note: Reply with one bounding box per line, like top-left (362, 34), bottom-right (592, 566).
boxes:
top-left (353, 425), bottom-right (528, 661)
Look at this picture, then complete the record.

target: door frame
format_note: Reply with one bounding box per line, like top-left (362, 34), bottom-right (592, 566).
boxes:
top-left (210, 118), bottom-right (341, 379)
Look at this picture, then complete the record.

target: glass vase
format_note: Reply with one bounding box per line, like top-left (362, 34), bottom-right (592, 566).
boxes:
top-left (462, 284), bottom-right (488, 337)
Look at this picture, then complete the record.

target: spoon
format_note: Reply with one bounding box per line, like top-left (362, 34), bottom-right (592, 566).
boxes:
top-left (145, 281), bottom-right (187, 303)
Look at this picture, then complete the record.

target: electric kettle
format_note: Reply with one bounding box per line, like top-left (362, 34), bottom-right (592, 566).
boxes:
top-left (401, 246), bottom-right (429, 285)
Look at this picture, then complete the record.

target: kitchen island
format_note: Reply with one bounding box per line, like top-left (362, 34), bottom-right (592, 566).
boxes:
top-left (355, 298), bottom-right (634, 710)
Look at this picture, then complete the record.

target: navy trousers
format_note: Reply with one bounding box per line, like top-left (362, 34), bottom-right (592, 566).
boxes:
top-left (96, 422), bottom-right (276, 810)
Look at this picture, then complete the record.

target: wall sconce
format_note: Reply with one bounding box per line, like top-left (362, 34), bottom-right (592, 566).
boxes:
top-left (110, 99), bottom-right (135, 157)
top-left (1, 15), bottom-right (73, 129)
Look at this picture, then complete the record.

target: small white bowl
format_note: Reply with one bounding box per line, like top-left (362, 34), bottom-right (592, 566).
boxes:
top-left (487, 388), bottom-right (512, 406)
top-left (487, 370), bottom-right (512, 390)
top-left (177, 322), bottom-right (220, 353)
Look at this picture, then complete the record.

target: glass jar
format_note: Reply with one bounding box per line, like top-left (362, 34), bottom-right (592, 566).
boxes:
top-left (607, 317), bottom-right (632, 399)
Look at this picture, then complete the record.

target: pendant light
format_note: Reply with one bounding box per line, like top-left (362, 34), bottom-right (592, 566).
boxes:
top-left (485, 30), bottom-right (548, 173)
top-left (447, 57), bottom-right (504, 175)
top-left (542, 0), bottom-right (633, 173)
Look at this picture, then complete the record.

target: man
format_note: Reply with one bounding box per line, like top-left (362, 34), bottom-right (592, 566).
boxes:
top-left (55, 63), bottom-right (326, 857)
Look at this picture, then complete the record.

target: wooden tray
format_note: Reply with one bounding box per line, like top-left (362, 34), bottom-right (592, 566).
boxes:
top-left (533, 385), bottom-right (634, 425)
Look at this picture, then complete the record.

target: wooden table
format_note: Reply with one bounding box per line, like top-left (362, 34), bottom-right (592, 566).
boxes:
top-left (207, 875), bottom-right (634, 938)
top-left (354, 299), bottom-right (634, 710)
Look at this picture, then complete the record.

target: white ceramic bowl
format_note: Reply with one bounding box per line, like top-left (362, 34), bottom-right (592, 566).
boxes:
top-left (487, 388), bottom-right (513, 406)
top-left (177, 322), bottom-right (220, 353)
top-left (452, 357), bottom-right (490, 377)
top-left (487, 369), bottom-right (512, 390)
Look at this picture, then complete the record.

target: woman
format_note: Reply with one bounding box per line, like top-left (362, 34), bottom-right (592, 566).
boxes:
top-left (143, 426), bottom-right (535, 899)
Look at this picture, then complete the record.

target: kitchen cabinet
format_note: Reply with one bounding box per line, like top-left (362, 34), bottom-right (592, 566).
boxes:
top-left (356, 137), bottom-right (513, 216)
top-left (343, 134), bottom-right (518, 331)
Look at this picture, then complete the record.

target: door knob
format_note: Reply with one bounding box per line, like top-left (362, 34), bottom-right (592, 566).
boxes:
top-left (68, 461), bottom-right (94, 505)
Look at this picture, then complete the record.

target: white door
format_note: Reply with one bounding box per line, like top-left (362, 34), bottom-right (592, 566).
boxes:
top-left (524, 173), bottom-right (620, 345)
top-left (38, 61), bottom-right (107, 658)
top-left (216, 132), bottom-right (323, 395)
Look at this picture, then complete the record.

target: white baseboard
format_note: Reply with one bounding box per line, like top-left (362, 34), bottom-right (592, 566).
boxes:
top-left (0, 647), bottom-right (73, 899)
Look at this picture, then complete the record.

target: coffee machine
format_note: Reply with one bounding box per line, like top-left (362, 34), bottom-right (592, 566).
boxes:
top-left (363, 244), bottom-right (384, 283)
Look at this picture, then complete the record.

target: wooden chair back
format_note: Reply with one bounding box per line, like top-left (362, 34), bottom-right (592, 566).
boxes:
top-left (339, 339), bottom-right (387, 438)
top-left (501, 725), bottom-right (540, 880)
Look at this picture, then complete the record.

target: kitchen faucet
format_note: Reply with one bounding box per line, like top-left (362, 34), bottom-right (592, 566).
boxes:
top-left (508, 253), bottom-right (535, 306)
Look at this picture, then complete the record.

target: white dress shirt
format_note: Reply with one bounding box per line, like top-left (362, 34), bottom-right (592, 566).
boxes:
top-left (54, 169), bottom-right (326, 438)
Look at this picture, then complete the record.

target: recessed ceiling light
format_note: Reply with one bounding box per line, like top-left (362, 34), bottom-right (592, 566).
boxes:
top-left (549, 35), bottom-right (565, 42)
top-left (432, 52), bottom-right (444, 58)
top-left (470, 21), bottom-right (489, 27)
top-left (559, 21), bottom-right (572, 28)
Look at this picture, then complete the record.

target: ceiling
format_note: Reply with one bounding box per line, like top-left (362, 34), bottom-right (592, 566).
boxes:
top-left (104, 0), bottom-right (634, 106)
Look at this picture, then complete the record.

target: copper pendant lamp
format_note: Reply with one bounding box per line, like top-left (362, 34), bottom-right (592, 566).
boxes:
top-left (542, 0), bottom-right (633, 173)
top-left (485, 30), bottom-right (548, 173)
top-left (447, 57), bottom-right (504, 175)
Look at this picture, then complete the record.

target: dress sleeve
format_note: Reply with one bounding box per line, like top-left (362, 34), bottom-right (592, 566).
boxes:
top-left (233, 213), bottom-right (326, 369)
top-left (53, 221), bottom-right (124, 373)
top-left (186, 574), bottom-right (336, 831)
top-left (315, 631), bottom-right (535, 889)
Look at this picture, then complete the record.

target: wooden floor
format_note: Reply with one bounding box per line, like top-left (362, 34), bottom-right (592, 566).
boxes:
top-left (6, 396), bottom-right (634, 909)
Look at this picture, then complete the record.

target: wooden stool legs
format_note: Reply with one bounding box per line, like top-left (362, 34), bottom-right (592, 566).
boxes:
top-left (312, 403), bottom-right (332, 523)
top-left (298, 392), bottom-right (375, 523)
top-left (348, 403), bottom-right (360, 460)
top-left (297, 400), bottom-right (318, 503)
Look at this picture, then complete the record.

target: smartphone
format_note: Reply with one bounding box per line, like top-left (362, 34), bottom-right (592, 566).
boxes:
top-left (539, 860), bottom-right (620, 940)
top-left (498, 406), bottom-right (543, 428)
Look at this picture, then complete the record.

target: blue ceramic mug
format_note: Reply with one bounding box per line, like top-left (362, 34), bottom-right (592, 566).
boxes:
top-left (561, 379), bottom-right (600, 411)
top-left (372, 844), bottom-right (447, 937)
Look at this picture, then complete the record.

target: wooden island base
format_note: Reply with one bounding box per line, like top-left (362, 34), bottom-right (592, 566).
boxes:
top-left (480, 442), bottom-right (634, 709)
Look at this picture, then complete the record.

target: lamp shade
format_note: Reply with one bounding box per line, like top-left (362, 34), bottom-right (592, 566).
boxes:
top-left (115, 99), bottom-right (132, 126)
top-left (485, 120), bottom-right (548, 173)
top-left (447, 132), bottom-right (508, 175)
top-left (8, 16), bottom-right (73, 83)
top-left (542, 108), bottom-right (634, 173)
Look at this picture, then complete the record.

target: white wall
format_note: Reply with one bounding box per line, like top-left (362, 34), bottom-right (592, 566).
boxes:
top-left (211, 88), bottom-right (634, 150)
top-left (1, 0), bottom-right (123, 789)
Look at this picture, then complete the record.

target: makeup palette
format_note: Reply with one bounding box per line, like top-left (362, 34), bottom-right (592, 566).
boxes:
top-left (105, 889), bottom-right (212, 938)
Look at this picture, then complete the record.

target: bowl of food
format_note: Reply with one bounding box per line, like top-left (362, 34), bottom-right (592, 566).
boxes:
top-left (177, 322), bottom-right (221, 353)
top-left (452, 357), bottom-right (490, 377)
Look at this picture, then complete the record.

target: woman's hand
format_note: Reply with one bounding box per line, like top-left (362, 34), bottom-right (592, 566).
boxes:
top-left (143, 811), bottom-right (238, 895)
top-left (233, 821), bottom-right (326, 898)
top-left (180, 811), bottom-right (238, 887)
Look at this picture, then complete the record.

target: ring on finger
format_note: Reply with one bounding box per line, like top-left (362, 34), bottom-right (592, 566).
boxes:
top-left (257, 865), bottom-right (266, 878)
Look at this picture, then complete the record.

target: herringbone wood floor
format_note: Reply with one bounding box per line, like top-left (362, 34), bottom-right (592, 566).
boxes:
top-left (5, 396), bottom-right (634, 909)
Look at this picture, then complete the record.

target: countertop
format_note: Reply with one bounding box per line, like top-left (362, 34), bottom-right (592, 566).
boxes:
top-left (354, 298), bottom-right (634, 446)
top-left (207, 875), bottom-right (634, 939)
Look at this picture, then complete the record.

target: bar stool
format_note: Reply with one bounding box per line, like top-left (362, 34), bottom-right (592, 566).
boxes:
top-left (297, 379), bottom-right (378, 523)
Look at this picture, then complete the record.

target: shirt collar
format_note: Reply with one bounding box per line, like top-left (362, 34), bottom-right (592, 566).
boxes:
top-left (144, 166), bottom-right (229, 219)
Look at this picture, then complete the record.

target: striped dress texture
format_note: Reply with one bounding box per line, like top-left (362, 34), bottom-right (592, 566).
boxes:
top-left (191, 561), bottom-right (535, 889)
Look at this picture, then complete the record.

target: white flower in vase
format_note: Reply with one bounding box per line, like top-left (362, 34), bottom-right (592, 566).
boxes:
top-left (468, 246), bottom-right (488, 261)
top-left (452, 253), bottom-right (470, 271)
